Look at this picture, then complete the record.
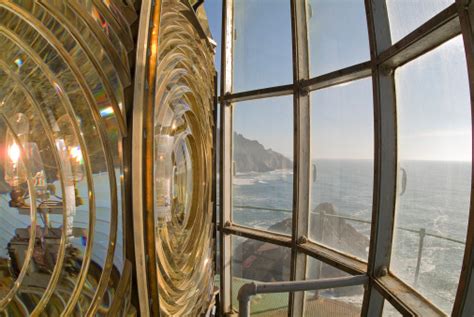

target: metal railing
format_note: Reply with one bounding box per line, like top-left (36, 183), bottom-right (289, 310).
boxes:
top-left (237, 275), bottom-right (369, 317)
top-left (231, 205), bottom-right (465, 284)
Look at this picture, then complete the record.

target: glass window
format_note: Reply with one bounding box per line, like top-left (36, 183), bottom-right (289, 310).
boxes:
top-left (305, 257), bottom-right (364, 316)
top-left (392, 36), bottom-right (471, 313)
top-left (308, 0), bottom-right (370, 77)
top-left (232, 236), bottom-right (290, 315)
top-left (309, 78), bottom-right (373, 260)
top-left (386, 0), bottom-right (453, 43)
top-left (232, 96), bottom-right (293, 235)
top-left (233, 0), bottom-right (292, 92)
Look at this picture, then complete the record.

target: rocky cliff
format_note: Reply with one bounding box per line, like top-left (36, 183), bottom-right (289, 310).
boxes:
top-left (232, 132), bottom-right (293, 173)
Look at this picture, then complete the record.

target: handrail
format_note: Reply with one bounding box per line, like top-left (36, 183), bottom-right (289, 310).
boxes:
top-left (231, 204), bottom-right (465, 284)
top-left (237, 275), bottom-right (368, 316)
top-left (232, 205), bottom-right (465, 245)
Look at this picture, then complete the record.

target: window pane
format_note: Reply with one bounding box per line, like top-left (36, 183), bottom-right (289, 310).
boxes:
top-left (308, 0), bottom-right (370, 77)
top-left (386, 0), bottom-right (453, 43)
top-left (305, 257), bottom-right (364, 316)
top-left (233, 0), bottom-right (292, 92)
top-left (232, 236), bottom-right (290, 315)
top-left (392, 36), bottom-right (471, 313)
top-left (309, 79), bottom-right (373, 260)
top-left (233, 96), bottom-right (293, 235)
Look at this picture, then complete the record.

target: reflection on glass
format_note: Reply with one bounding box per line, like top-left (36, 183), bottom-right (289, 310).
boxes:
top-left (305, 257), bottom-right (363, 316)
top-left (308, 0), bottom-right (370, 77)
top-left (386, 0), bottom-right (453, 43)
top-left (0, 99), bottom-right (66, 313)
top-left (233, 0), bottom-right (292, 92)
top-left (309, 79), bottom-right (373, 260)
top-left (4, 113), bottom-right (29, 189)
top-left (0, 0), bottom-right (130, 312)
top-left (232, 236), bottom-right (290, 315)
top-left (392, 36), bottom-right (471, 313)
top-left (232, 96), bottom-right (293, 235)
top-left (0, 111), bottom-right (36, 310)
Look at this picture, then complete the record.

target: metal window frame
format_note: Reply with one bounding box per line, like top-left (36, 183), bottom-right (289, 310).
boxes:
top-left (289, 0), bottom-right (311, 316)
top-left (453, 1), bottom-right (474, 316)
top-left (218, 0), bottom-right (474, 316)
top-left (219, 0), bottom-right (234, 315)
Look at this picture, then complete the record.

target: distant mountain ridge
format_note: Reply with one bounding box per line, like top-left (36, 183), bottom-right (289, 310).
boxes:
top-left (232, 132), bottom-right (292, 173)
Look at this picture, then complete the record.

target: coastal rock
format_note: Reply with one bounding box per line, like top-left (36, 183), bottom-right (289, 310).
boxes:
top-left (233, 132), bottom-right (292, 173)
top-left (310, 202), bottom-right (369, 260)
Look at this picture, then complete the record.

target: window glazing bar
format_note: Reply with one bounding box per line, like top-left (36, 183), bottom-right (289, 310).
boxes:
top-left (375, 275), bottom-right (445, 316)
top-left (363, 0), bottom-right (398, 315)
top-left (452, 1), bottom-right (474, 315)
top-left (221, 84), bottom-right (294, 104)
top-left (220, 60), bottom-right (372, 105)
top-left (223, 224), bottom-right (293, 248)
top-left (377, 4), bottom-right (460, 69)
top-left (222, 224), bottom-right (369, 278)
top-left (289, 0), bottom-right (311, 316)
top-left (213, 72), bottom-right (218, 275)
top-left (298, 241), bottom-right (367, 276)
top-left (220, 61), bottom-right (372, 105)
top-left (302, 61), bottom-right (372, 92)
top-left (219, 0), bottom-right (234, 314)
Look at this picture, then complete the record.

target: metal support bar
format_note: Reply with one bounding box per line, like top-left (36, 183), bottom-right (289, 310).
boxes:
top-left (219, 61), bottom-right (371, 104)
top-left (453, 1), bottom-right (474, 315)
top-left (213, 71), bottom-right (218, 274)
top-left (237, 275), bottom-right (368, 317)
top-left (223, 224), bottom-right (292, 248)
top-left (374, 275), bottom-right (445, 316)
top-left (290, 0), bottom-right (311, 315)
top-left (363, 0), bottom-right (398, 315)
top-left (302, 61), bottom-right (372, 92)
top-left (298, 241), bottom-right (367, 276)
top-left (222, 84), bottom-right (294, 104)
top-left (220, 0), bottom-right (234, 314)
top-left (377, 4), bottom-right (460, 69)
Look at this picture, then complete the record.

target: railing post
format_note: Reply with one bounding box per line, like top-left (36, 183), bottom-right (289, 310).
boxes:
top-left (314, 210), bottom-right (325, 280)
top-left (414, 228), bottom-right (426, 285)
top-left (309, 211), bottom-right (325, 300)
top-left (319, 210), bottom-right (326, 245)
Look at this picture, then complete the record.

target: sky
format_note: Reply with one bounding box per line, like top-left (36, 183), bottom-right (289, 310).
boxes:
top-left (204, 0), bottom-right (471, 162)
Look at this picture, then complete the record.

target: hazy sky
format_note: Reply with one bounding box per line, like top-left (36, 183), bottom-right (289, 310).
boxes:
top-left (204, 0), bottom-right (471, 162)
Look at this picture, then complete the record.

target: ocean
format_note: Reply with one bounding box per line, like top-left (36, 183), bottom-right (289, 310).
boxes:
top-left (0, 160), bottom-right (469, 314)
top-left (232, 159), bottom-right (471, 314)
